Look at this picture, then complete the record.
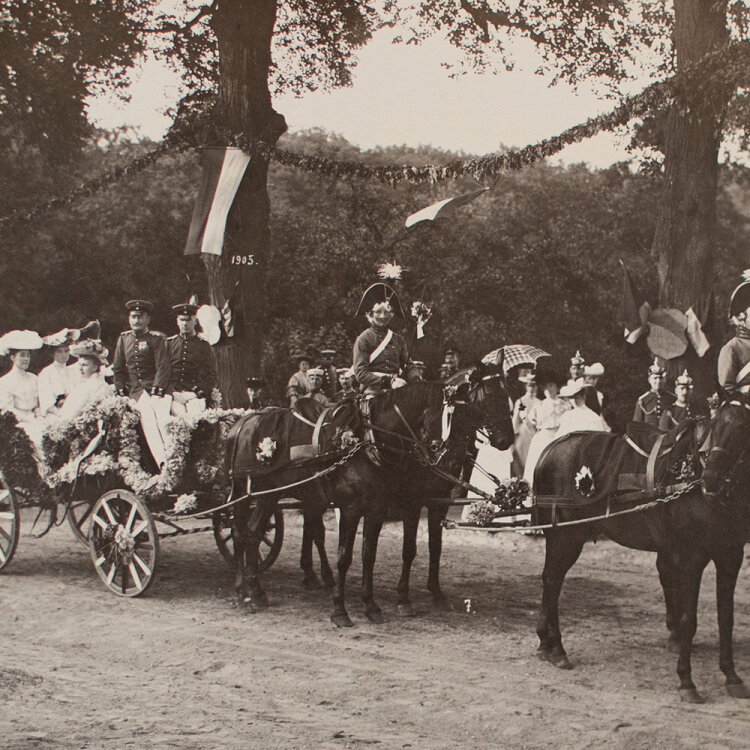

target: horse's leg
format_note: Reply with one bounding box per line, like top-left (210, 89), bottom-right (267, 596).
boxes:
top-left (331, 505), bottom-right (360, 628)
top-left (361, 505), bottom-right (386, 624)
top-left (427, 503), bottom-right (452, 611)
top-left (243, 502), bottom-right (272, 609)
top-left (396, 503), bottom-right (420, 617)
top-left (300, 509), bottom-right (318, 589)
top-left (715, 544), bottom-right (750, 698)
top-left (232, 503), bottom-right (253, 610)
top-left (676, 550), bottom-right (709, 703)
top-left (656, 548), bottom-right (681, 646)
top-left (536, 527), bottom-right (586, 669)
top-left (314, 510), bottom-right (336, 589)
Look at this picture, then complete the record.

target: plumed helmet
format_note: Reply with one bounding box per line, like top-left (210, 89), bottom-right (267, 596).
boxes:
top-left (729, 271), bottom-right (750, 319)
top-left (675, 369), bottom-right (693, 387)
top-left (648, 357), bottom-right (666, 376)
top-left (570, 350), bottom-right (585, 366)
top-left (355, 283), bottom-right (405, 319)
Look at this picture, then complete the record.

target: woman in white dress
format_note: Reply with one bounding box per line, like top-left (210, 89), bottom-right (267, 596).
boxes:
top-left (556, 380), bottom-right (608, 437)
top-left (523, 380), bottom-right (569, 488)
top-left (0, 329), bottom-right (45, 445)
top-left (56, 340), bottom-right (113, 421)
top-left (511, 375), bottom-right (541, 477)
top-left (38, 335), bottom-right (75, 416)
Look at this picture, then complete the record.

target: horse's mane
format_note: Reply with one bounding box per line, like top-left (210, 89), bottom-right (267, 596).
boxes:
top-left (370, 381), bottom-right (445, 417)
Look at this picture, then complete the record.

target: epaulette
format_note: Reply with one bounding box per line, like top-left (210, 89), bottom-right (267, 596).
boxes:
top-left (167, 334), bottom-right (178, 341)
top-left (120, 330), bottom-right (134, 336)
top-left (150, 330), bottom-right (166, 338)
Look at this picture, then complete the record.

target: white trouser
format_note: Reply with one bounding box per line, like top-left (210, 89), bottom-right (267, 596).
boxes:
top-left (136, 391), bottom-right (172, 468)
top-left (169, 391), bottom-right (206, 419)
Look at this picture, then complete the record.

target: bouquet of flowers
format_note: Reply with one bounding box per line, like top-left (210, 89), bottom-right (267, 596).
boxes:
top-left (411, 300), bottom-right (433, 339)
top-left (493, 476), bottom-right (531, 512)
top-left (464, 499), bottom-right (497, 527)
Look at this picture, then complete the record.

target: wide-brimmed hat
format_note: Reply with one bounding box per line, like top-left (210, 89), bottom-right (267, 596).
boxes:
top-left (583, 362), bottom-right (604, 378)
top-left (518, 373), bottom-right (536, 384)
top-left (126, 299), bottom-right (154, 314)
top-left (560, 380), bottom-right (587, 398)
top-left (246, 375), bottom-right (265, 388)
top-left (70, 339), bottom-right (109, 365)
top-left (0, 330), bottom-right (43, 356)
top-left (355, 283), bottom-right (405, 318)
top-left (43, 320), bottom-right (101, 348)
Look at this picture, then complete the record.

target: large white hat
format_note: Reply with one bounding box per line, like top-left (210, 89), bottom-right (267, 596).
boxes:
top-left (583, 362), bottom-right (604, 377)
top-left (559, 380), bottom-right (587, 398)
top-left (70, 339), bottom-right (110, 365)
top-left (0, 330), bottom-right (43, 356)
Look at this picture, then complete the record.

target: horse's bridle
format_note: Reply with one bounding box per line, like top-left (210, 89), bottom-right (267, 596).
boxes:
top-left (705, 398), bottom-right (750, 500)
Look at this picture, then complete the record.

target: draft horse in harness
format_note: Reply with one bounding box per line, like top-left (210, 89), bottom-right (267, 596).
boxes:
top-left (225, 362), bottom-right (513, 626)
top-left (533, 398), bottom-right (750, 702)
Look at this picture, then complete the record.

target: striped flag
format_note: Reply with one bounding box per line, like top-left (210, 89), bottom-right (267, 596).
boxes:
top-left (184, 147), bottom-right (250, 256)
top-left (221, 299), bottom-right (235, 338)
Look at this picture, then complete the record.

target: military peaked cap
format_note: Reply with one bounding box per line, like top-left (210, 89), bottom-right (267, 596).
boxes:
top-left (126, 299), bottom-right (154, 314)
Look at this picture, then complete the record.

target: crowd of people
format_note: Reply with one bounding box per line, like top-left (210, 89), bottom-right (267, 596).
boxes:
top-left (1, 270), bottom-right (749, 485)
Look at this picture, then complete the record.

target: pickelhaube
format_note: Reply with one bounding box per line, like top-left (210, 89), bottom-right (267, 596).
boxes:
top-left (355, 283), bottom-right (405, 319)
top-left (675, 369), bottom-right (693, 387)
top-left (648, 357), bottom-right (666, 376)
top-left (570, 350), bottom-right (585, 366)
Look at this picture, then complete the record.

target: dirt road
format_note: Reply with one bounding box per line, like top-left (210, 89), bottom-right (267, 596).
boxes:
top-left (4, 509), bottom-right (750, 749)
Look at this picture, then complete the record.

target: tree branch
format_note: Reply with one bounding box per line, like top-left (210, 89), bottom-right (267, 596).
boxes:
top-left (459, 0), bottom-right (550, 48)
top-left (143, 1), bottom-right (216, 35)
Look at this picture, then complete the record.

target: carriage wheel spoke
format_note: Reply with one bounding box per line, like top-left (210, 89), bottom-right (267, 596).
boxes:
top-left (261, 534), bottom-right (273, 548)
top-left (93, 513), bottom-right (109, 529)
top-left (94, 555), bottom-right (107, 568)
top-left (0, 545), bottom-right (6, 563)
top-left (101, 499), bottom-right (117, 525)
top-left (0, 511), bottom-right (15, 521)
top-left (0, 525), bottom-right (11, 543)
top-left (106, 563), bottom-right (117, 585)
top-left (131, 520), bottom-right (148, 539)
top-left (133, 552), bottom-right (152, 577)
top-left (128, 562), bottom-right (142, 590)
top-left (0, 489), bottom-right (9, 503)
top-left (125, 504), bottom-right (137, 533)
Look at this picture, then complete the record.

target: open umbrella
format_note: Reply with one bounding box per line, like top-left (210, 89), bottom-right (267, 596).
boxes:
top-left (482, 344), bottom-right (551, 374)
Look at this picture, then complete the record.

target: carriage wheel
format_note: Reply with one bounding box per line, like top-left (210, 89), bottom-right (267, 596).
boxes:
top-left (0, 471), bottom-right (20, 572)
top-left (88, 490), bottom-right (159, 597)
top-left (213, 509), bottom-right (284, 572)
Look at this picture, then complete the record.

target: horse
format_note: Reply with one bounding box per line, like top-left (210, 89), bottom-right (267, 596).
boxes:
top-left (533, 404), bottom-right (750, 703)
top-left (390, 366), bottom-right (514, 616)
top-left (226, 365), bottom-right (511, 626)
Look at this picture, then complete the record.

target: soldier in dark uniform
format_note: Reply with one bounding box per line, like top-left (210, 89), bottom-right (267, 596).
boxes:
top-left (352, 282), bottom-right (421, 394)
top-left (298, 366), bottom-right (330, 406)
top-left (441, 345), bottom-right (461, 380)
top-left (318, 347), bottom-right (339, 400)
top-left (717, 272), bottom-right (750, 398)
top-left (113, 299), bottom-right (171, 467)
top-left (246, 376), bottom-right (266, 411)
top-left (632, 358), bottom-right (675, 428)
top-left (659, 370), bottom-right (694, 431)
top-left (167, 302), bottom-right (218, 419)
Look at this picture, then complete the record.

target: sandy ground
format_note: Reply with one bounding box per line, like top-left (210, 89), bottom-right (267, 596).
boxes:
top-left (4, 507), bottom-right (750, 749)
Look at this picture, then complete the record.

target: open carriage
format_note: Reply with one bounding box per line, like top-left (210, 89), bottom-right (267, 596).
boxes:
top-left (0, 398), bottom-right (287, 597)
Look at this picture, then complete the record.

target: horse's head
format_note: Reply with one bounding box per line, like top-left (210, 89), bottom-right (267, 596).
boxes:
top-left (703, 396), bottom-right (750, 498)
top-left (458, 361), bottom-right (514, 451)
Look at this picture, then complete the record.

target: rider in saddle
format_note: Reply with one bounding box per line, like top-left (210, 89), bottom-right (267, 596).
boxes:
top-left (659, 370), bottom-right (695, 431)
top-left (718, 271), bottom-right (750, 399)
top-left (352, 282), bottom-right (422, 432)
top-left (632, 358), bottom-right (675, 428)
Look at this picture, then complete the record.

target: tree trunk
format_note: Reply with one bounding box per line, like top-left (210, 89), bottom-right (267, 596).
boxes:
top-left (206, 0), bottom-right (287, 407)
top-left (652, 0), bottom-right (730, 396)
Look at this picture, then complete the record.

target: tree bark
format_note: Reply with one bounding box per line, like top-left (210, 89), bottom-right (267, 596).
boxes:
top-left (206, 0), bottom-right (287, 407)
top-left (652, 0), bottom-right (730, 395)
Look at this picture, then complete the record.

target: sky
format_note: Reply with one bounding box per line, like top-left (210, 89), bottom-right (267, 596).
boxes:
top-left (87, 27), bottom-right (643, 168)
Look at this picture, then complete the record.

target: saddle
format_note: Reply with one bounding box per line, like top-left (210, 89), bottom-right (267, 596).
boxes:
top-left (534, 420), bottom-right (699, 509)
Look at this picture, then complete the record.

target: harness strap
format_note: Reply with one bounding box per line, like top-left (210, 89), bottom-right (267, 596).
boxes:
top-left (393, 403), bottom-right (422, 444)
top-left (625, 437), bottom-right (649, 458)
top-left (311, 407), bottom-right (332, 456)
top-left (291, 410), bottom-right (318, 428)
top-left (646, 433), bottom-right (667, 491)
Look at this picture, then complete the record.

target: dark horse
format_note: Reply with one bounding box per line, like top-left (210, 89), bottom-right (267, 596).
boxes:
top-left (534, 402), bottom-right (750, 702)
top-left (227, 365), bottom-right (511, 626)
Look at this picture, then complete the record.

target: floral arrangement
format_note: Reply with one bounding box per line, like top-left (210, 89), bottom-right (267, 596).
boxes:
top-left (256, 436), bottom-right (276, 462)
top-left (172, 493), bottom-right (198, 515)
top-left (465, 499), bottom-right (497, 526)
top-left (377, 261), bottom-right (403, 281)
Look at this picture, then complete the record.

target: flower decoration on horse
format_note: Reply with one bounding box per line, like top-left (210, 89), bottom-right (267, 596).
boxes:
top-left (256, 436), bottom-right (277, 462)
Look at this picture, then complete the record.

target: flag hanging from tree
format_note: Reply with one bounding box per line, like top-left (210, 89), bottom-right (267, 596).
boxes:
top-left (618, 261), bottom-right (650, 344)
top-left (184, 147), bottom-right (250, 256)
top-left (405, 187), bottom-right (489, 228)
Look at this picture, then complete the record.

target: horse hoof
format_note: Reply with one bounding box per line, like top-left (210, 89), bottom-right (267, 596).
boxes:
top-left (251, 592), bottom-right (270, 609)
top-left (537, 648), bottom-right (573, 669)
top-left (366, 608), bottom-right (385, 624)
top-left (433, 596), bottom-right (454, 613)
top-left (240, 597), bottom-right (258, 614)
top-left (331, 612), bottom-right (354, 628)
top-left (397, 602), bottom-right (416, 617)
top-left (726, 682), bottom-right (750, 699)
top-left (679, 687), bottom-right (705, 704)
top-left (302, 573), bottom-right (323, 590)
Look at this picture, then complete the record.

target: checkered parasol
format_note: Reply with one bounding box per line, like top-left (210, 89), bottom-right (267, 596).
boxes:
top-left (482, 344), bottom-right (551, 374)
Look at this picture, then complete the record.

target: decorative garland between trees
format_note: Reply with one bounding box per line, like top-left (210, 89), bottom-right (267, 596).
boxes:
top-left (2, 40), bottom-right (750, 230)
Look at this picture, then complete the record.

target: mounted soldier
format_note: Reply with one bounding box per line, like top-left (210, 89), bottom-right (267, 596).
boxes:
top-left (352, 282), bottom-right (421, 398)
top-left (717, 271), bottom-right (750, 398)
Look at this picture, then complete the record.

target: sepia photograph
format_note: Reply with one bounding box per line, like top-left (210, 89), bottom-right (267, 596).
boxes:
top-left (2, 1), bottom-right (750, 747)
